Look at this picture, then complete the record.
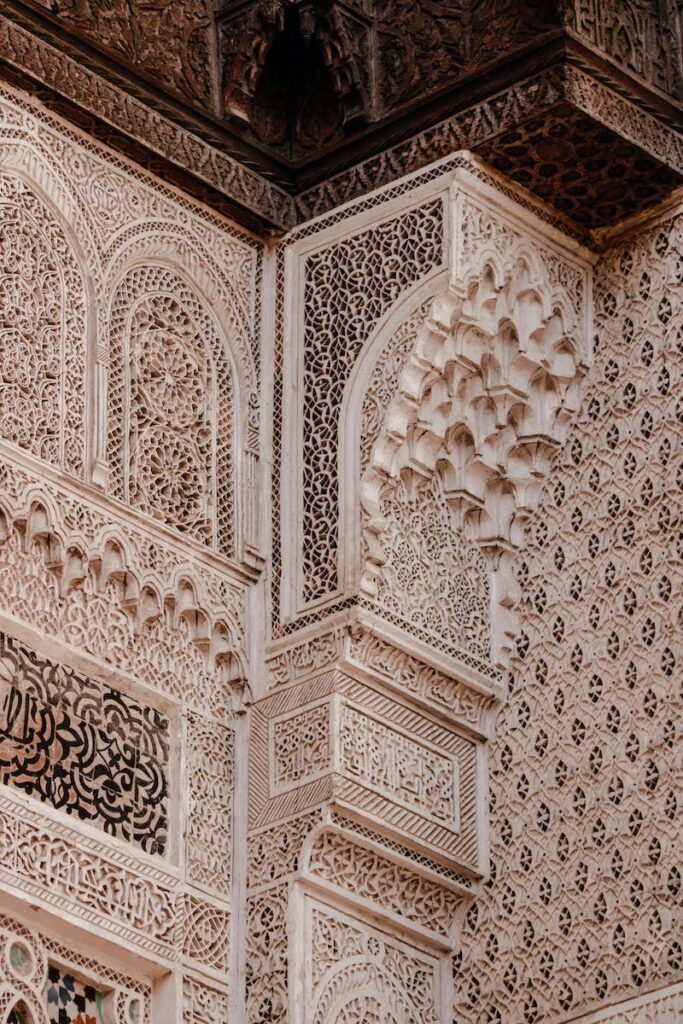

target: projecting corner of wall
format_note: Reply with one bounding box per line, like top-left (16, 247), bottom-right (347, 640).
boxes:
top-left (252, 152), bottom-right (597, 1024)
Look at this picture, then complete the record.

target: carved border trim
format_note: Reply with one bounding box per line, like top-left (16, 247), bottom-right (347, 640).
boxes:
top-left (0, 14), bottom-right (296, 231)
top-left (1, 18), bottom-right (679, 234)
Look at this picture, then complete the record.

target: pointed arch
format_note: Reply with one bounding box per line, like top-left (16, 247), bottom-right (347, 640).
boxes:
top-left (0, 157), bottom-right (94, 479)
top-left (5, 999), bottom-right (38, 1024)
top-left (340, 270), bottom-right (448, 596)
top-left (106, 259), bottom-right (240, 556)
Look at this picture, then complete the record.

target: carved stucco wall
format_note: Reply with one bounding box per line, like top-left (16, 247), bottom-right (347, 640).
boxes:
top-left (452, 207), bottom-right (682, 1022)
top-left (261, 159), bottom-right (681, 1024)
top-left (0, 80), bottom-right (261, 1023)
top-left (0, 70), bottom-right (679, 1024)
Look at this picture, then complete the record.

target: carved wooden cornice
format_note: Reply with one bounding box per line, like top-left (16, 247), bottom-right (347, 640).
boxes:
top-left (220, 0), bottom-right (372, 144)
top-left (0, 1), bottom-right (680, 233)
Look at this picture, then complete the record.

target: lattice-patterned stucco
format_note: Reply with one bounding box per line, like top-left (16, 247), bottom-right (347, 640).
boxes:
top-left (452, 206), bottom-right (682, 1023)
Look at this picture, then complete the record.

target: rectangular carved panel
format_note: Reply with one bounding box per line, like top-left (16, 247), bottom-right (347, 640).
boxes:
top-left (253, 674), bottom-right (482, 874)
top-left (186, 712), bottom-right (234, 892)
top-left (271, 703), bottom-right (332, 792)
top-left (0, 632), bottom-right (169, 855)
top-left (340, 704), bottom-right (459, 828)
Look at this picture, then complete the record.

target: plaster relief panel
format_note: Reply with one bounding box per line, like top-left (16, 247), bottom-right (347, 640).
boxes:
top-left (451, 205), bottom-right (682, 1023)
top-left (271, 702), bottom-right (332, 793)
top-left (108, 265), bottom-right (236, 555)
top-left (306, 829), bottom-right (465, 941)
top-left (182, 975), bottom-right (230, 1024)
top-left (339, 704), bottom-right (460, 832)
top-left (277, 188), bottom-right (447, 629)
top-left (297, 894), bottom-right (447, 1024)
top-left (0, 631), bottom-right (169, 855)
top-left (0, 173), bottom-right (87, 478)
top-left (370, 473), bottom-right (492, 675)
top-left (255, 677), bottom-right (482, 875)
top-left (186, 711), bottom-right (234, 893)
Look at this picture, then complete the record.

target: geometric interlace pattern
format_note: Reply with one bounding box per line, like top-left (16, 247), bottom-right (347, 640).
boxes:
top-left (372, 474), bottom-right (491, 673)
top-left (454, 211), bottom-right (682, 1021)
top-left (0, 173), bottom-right (86, 479)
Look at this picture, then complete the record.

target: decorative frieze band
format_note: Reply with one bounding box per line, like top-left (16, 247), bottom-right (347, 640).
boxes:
top-left (0, 787), bottom-right (177, 956)
top-left (265, 616), bottom-right (501, 738)
top-left (0, 785), bottom-right (233, 975)
top-left (252, 670), bottom-right (484, 877)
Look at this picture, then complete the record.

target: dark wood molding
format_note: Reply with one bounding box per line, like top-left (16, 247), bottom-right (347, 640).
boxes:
top-left (0, 1), bottom-right (679, 235)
